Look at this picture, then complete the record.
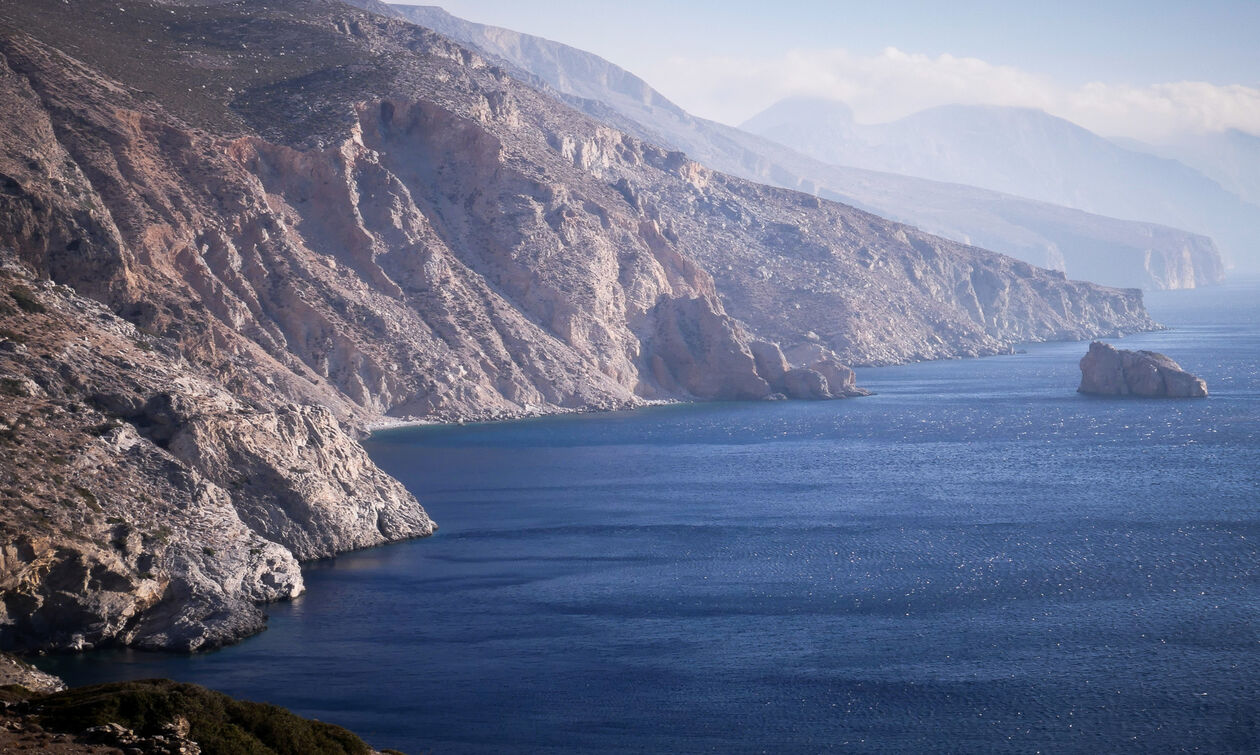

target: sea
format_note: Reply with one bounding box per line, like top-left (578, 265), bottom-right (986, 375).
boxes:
top-left (38, 282), bottom-right (1260, 753)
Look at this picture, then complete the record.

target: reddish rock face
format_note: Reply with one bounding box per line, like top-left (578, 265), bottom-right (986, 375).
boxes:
top-left (1078, 341), bottom-right (1208, 398)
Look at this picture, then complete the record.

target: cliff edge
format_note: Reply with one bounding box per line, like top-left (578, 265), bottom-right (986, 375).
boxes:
top-left (0, 255), bottom-right (434, 652)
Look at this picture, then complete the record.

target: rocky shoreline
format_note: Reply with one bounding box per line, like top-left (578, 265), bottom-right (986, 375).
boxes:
top-left (362, 397), bottom-right (684, 434)
top-left (0, 257), bottom-right (434, 654)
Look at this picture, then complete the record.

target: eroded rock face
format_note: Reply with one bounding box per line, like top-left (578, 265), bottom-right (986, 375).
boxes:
top-left (0, 651), bottom-right (65, 693)
top-left (0, 0), bottom-right (1156, 422)
top-left (1077, 341), bottom-right (1208, 398)
top-left (0, 258), bottom-right (431, 651)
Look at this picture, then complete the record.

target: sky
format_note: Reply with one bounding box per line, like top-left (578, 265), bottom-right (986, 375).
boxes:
top-left (404, 1), bottom-right (1260, 142)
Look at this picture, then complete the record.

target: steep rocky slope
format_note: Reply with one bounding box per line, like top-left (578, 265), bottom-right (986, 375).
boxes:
top-left (0, 255), bottom-right (433, 652)
top-left (798, 161), bottom-right (1226, 293)
top-left (394, 5), bottom-right (1224, 291)
top-left (0, 0), bottom-right (866, 422)
top-left (1123, 128), bottom-right (1260, 209)
top-left (0, 0), bottom-right (1155, 651)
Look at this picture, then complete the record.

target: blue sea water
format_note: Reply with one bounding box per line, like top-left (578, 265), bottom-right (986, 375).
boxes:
top-left (40, 283), bottom-right (1260, 753)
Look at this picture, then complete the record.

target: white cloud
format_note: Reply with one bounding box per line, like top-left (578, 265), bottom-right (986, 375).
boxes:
top-left (644, 47), bottom-right (1260, 142)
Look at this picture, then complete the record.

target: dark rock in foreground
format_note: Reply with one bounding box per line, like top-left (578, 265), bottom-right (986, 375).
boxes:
top-left (0, 655), bottom-right (391, 754)
top-left (1078, 341), bottom-right (1208, 398)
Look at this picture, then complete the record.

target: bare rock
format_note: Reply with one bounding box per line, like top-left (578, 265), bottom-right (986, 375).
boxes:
top-left (0, 258), bottom-right (428, 652)
top-left (779, 368), bottom-right (831, 400)
top-left (0, 651), bottom-right (65, 693)
top-left (1078, 341), bottom-right (1207, 397)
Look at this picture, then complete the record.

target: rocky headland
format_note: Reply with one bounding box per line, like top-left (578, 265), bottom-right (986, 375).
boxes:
top-left (0, 0), bottom-right (1158, 654)
top-left (0, 255), bottom-right (434, 653)
top-left (1078, 341), bottom-right (1208, 398)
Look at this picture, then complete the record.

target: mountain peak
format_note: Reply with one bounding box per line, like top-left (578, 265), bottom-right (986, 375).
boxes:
top-left (741, 96), bottom-right (855, 133)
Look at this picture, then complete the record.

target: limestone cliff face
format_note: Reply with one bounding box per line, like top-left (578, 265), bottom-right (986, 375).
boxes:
top-left (0, 257), bottom-right (432, 651)
top-left (0, 0), bottom-right (1158, 651)
top-left (0, 0), bottom-right (887, 422)
top-left (603, 159), bottom-right (1153, 366)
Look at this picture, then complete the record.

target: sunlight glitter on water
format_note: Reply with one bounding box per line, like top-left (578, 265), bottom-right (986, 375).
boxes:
top-left (38, 282), bottom-right (1260, 753)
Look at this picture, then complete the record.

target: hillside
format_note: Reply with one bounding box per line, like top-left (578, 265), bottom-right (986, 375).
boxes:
top-left (1122, 129), bottom-right (1260, 209)
top-left (1, 0), bottom-right (1152, 651)
top-left (392, 5), bottom-right (1225, 291)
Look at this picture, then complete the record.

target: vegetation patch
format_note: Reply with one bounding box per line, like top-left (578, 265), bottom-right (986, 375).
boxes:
top-left (87, 421), bottom-right (124, 437)
top-left (0, 377), bottom-right (26, 396)
top-left (0, 685), bottom-right (37, 704)
top-left (36, 679), bottom-right (375, 755)
top-left (72, 485), bottom-right (99, 510)
top-left (8, 287), bottom-right (46, 314)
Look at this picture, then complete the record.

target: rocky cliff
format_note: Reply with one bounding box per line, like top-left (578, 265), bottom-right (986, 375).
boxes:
top-left (0, 255), bottom-right (434, 652)
top-left (393, 5), bottom-right (1226, 291)
top-left (1078, 341), bottom-right (1208, 398)
top-left (0, 651), bottom-right (64, 693)
top-left (0, 0), bottom-right (1156, 651)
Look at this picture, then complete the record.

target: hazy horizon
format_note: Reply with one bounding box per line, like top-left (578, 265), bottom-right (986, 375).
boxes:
top-left (400, 1), bottom-right (1260, 143)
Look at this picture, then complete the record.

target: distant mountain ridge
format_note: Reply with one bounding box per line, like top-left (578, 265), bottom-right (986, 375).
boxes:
top-left (1120, 129), bottom-right (1260, 209)
top-left (389, 5), bottom-right (1225, 290)
top-left (743, 98), bottom-right (1260, 274)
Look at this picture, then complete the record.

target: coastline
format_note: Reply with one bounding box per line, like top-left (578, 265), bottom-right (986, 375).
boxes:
top-left (361, 398), bottom-right (683, 437)
top-left (357, 318), bottom-right (1168, 438)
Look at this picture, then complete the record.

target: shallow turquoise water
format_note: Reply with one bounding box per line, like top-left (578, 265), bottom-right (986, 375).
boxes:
top-left (41, 283), bottom-right (1260, 753)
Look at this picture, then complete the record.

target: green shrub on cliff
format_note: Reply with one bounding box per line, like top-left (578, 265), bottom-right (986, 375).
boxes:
top-left (37, 679), bottom-right (373, 755)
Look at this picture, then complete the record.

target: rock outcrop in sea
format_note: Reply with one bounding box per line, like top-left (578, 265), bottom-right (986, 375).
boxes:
top-left (0, 0), bottom-right (1159, 652)
top-left (1078, 341), bottom-right (1208, 397)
